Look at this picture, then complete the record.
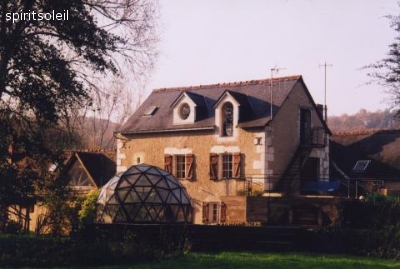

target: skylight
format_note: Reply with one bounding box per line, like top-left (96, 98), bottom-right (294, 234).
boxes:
top-left (353, 160), bottom-right (371, 172)
top-left (143, 106), bottom-right (158, 116)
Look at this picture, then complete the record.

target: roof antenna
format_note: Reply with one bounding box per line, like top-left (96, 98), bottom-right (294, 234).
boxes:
top-left (270, 67), bottom-right (285, 120)
top-left (319, 62), bottom-right (332, 122)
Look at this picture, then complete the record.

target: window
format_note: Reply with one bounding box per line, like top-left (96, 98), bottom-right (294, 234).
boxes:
top-left (143, 105), bottom-right (158, 116)
top-left (209, 152), bottom-right (242, 180)
top-left (68, 161), bottom-right (92, 187)
top-left (176, 155), bottom-right (186, 179)
top-left (164, 154), bottom-right (194, 180)
top-left (222, 102), bottom-right (234, 136)
top-left (179, 103), bottom-right (191, 120)
top-left (222, 154), bottom-right (233, 179)
top-left (353, 160), bottom-right (370, 172)
top-left (212, 203), bottom-right (219, 222)
top-left (202, 202), bottom-right (227, 224)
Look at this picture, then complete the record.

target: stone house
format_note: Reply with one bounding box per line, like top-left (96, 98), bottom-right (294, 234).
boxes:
top-left (116, 75), bottom-right (331, 224)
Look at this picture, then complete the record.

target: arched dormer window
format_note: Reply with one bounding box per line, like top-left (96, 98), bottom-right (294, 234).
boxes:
top-left (222, 102), bottom-right (233, 136)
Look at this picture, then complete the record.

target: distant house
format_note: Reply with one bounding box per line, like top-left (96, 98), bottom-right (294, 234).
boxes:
top-left (6, 150), bottom-right (116, 233)
top-left (331, 129), bottom-right (400, 197)
top-left (116, 75), bottom-right (333, 225)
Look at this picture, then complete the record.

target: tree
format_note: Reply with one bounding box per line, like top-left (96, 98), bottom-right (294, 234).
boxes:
top-left (66, 75), bottom-right (147, 150)
top-left (367, 6), bottom-right (400, 110)
top-left (0, 0), bottom-right (158, 231)
top-left (0, 0), bottom-right (157, 124)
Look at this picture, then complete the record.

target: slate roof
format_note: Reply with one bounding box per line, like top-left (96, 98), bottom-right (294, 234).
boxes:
top-left (330, 129), bottom-right (400, 181)
top-left (120, 75), bottom-right (323, 134)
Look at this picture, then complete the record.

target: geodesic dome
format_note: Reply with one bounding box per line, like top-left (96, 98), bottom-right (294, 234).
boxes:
top-left (96, 164), bottom-right (192, 224)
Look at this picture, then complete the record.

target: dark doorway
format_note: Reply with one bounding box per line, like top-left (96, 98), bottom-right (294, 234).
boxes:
top-left (301, 157), bottom-right (320, 189)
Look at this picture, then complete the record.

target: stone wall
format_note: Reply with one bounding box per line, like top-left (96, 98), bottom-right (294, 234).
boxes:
top-left (117, 128), bottom-right (265, 224)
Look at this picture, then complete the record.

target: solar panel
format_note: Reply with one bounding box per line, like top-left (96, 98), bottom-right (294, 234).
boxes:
top-left (353, 160), bottom-right (371, 172)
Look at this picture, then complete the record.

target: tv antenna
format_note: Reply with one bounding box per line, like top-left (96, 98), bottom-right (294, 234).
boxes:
top-left (319, 62), bottom-right (332, 121)
top-left (270, 67), bottom-right (286, 120)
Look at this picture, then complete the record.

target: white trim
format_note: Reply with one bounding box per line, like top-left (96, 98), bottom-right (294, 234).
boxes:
top-left (173, 94), bottom-right (196, 125)
top-left (164, 147), bottom-right (193, 155)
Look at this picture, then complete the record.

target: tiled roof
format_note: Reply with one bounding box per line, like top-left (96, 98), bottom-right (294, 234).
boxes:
top-left (119, 75), bottom-right (303, 134)
top-left (330, 129), bottom-right (400, 181)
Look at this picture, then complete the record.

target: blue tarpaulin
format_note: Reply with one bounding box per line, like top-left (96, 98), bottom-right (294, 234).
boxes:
top-left (301, 180), bottom-right (340, 192)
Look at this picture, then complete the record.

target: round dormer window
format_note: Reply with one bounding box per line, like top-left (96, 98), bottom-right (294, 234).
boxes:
top-left (179, 103), bottom-right (191, 120)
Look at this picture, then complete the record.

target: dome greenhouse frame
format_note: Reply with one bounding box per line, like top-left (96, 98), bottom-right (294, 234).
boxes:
top-left (96, 164), bottom-right (192, 224)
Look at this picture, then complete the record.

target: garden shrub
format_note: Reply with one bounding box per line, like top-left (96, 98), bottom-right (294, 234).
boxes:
top-left (0, 224), bottom-right (190, 267)
top-left (336, 196), bottom-right (400, 229)
top-left (310, 195), bottom-right (400, 259)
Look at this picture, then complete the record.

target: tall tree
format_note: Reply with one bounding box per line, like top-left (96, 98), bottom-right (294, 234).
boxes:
top-left (0, 0), bottom-right (157, 124)
top-left (0, 0), bottom-right (158, 232)
top-left (367, 6), bottom-right (400, 109)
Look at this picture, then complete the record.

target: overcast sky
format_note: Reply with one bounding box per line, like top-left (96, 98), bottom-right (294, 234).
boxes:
top-left (145, 0), bottom-right (398, 116)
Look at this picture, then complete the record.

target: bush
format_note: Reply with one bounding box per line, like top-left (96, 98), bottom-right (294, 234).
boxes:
top-left (336, 195), bottom-right (400, 229)
top-left (0, 224), bottom-right (190, 267)
top-left (309, 196), bottom-right (400, 259)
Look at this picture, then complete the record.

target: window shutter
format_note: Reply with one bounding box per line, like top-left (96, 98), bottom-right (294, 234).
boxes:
top-left (209, 153), bottom-right (219, 180)
top-left (220, 202), bottom-right (227, 223)
top-left (164, 154), bottom-right (173, 173)
top-left (233, 152), bottom-right (241, 178)
top-left (202, 202), bottom-right (209, 223)
top-left (185, 154), bottom-right (194, 180)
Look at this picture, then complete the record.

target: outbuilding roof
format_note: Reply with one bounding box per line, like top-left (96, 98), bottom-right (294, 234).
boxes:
top-left (330, 129), bottom-right (400, 181)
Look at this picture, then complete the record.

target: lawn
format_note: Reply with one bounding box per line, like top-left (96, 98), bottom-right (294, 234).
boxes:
top-left (43, 252), bottom-right (399, 269)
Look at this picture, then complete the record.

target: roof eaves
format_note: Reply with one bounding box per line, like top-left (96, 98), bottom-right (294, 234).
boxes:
top-left (120, 126), bottom-right (215, 135)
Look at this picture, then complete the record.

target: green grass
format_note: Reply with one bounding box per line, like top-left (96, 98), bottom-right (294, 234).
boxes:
top-left (26, 252), bottom-right (399, 269)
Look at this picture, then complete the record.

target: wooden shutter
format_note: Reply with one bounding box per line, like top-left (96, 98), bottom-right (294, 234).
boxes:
top-left (202, 202), bottom-right (209, 223)
top-left (209, 153), bottom-right (219, 180)
top-left (185, 154), bottom-right (194, 180)
top-left (233, 152), bottom-right (241, 178)
top-left (220, 202), bottom-right (227, 223)
top-left (164, 154), bottom-right (173, 173)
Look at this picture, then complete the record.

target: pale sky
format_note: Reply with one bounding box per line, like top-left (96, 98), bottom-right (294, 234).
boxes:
top-left (146, 0), bottom-right (399, 116)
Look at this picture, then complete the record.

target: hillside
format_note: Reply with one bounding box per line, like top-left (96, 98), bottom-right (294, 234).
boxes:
top-left (328, 109), bottom-right (400, 133)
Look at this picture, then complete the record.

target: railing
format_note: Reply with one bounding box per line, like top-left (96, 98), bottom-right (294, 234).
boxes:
top-left (302, 127), bottom-right (326, 148)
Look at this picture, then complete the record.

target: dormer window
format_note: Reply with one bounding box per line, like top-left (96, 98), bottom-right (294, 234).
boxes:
top-left (172, 92), bottom-right (203, 125)
top-left (222, 102), bottom-right (233, 136)
top-left (179, 103), bottom-right (191, 120)
top-left (214, 91), bottom-right (244, 139)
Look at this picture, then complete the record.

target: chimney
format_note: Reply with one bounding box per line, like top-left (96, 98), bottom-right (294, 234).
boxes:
top-left (317, 104), bottom-right (324, 120)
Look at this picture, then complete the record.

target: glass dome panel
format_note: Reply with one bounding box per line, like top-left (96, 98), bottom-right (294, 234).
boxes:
top-left (123, 191), bottom-right (141, 203)
top-left (146, 189), bottom-right (162, 203)
top-left (133, 175), bottom-right (151, 186)
top-left (157, 189), bottom-right (170, 201)
top-left (118, 178), bottom-right (132, 188)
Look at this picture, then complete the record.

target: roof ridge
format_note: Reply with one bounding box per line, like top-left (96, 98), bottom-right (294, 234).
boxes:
top-left (153, 75), bottom-right (302, 93)
top-left (332, 128), bottom-right (400, 136)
